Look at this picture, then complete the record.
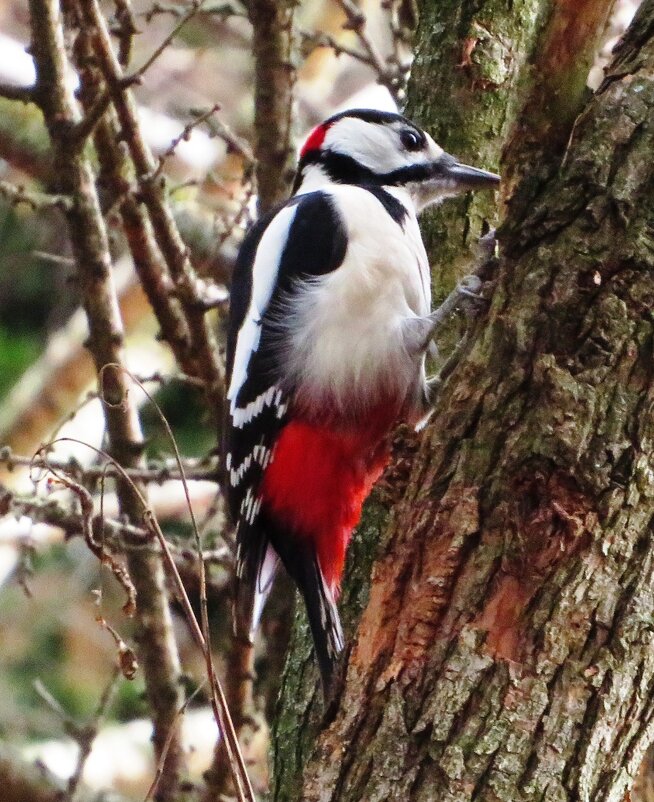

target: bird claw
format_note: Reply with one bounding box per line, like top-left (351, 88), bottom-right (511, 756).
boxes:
top-left (475, 227), bottom-right (498, 260)
top-left (457, 274), bottom-right (483, 299)
top-left (455, 274), bottom-right (487, 313)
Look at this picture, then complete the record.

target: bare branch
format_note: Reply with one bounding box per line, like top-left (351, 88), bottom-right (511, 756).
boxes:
top-left (143, 683), bottom-right (205, 802)
top-left (0, 735), bottom-right (133, 802)
top-left (28, 429), bottom-right (255, 802)
top-left (81, 0), bottom-right (225, 411)
top-left (103, 368), bottom-right (255, 802)
top-left (0, 485), bottom-right (148, 541)
top-left (68, 668), bottom-right (122, 802)
top-left (148, 103), bottom-right (222, 181)
top-left (129, 0), bottom-right (206, 82)
top-left (1, 484), bottom-right (233, 568)
top-left (302, 0), bottom-right (412, 103)
top-left (0, 179), bottom-right (71, 211)
top-left (143, 1), bottom-right (244, 22)
top-left (247, 0), bottom-right (296, 213)
top-left (32, 446), bottom-right (138, 615)
top-left (70, 87), bottom-right (117, 147)
top-left (337, 0), bottom-right (388, 74)
top-left (28, 0), bottom-right (187, 793)
top-left (111, 0), bottom-right (140, 67)
top-left (0, 82), bottom-right (37, 104)
top-left (198, 110), bottom-right (256, 163)
top-left (0, 447), bottom-right (220, 484)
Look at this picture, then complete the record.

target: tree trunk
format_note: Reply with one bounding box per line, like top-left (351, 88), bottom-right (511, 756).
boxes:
top-left (273, 1), bottom-right (654, 801)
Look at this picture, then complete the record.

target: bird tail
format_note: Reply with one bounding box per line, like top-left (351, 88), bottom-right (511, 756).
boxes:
top-left (237, 515), bottom-right (345, 697)
top-left (281, 540), bottom-right (345, 696)
top-left (233, 526), bottom-right (279, 644)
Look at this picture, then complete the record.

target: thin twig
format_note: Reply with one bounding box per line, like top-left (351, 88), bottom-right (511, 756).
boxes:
top-left (1, 448), bottom-right (220, 484)
top-left (30, 250), bottom-right (76, 266)
top-left (35, 431), bottom-right (255, 802)
top-left (34, 679), bottom-right (77, 725)
top-left (112, 0), bottom-right (140, 67)
top-left (0, 179), bottom-right (71, 211)
top-left (70, 87), bottom-right (119, 147)
top-left (32, 445), bottom-right (138, 616)
top-left (144, 682), bottom-right (205, 802)
top-left (337, 0), bottom-right (388, 74)
top-left (68, 667), bottom-right (122, 802)
top-left (147, 104), bottom-right (222, 181)
top-left (130, 0), bottom-right (206, 82)
top-left (142, 1), bottom-right (243, 22)
top-left (199, 113), bottom-right (255, 163)
top-left (301, 0), bottom-right (412, 103)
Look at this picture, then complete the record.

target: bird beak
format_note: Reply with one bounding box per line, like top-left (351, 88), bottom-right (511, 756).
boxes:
top-left (441, 159), bottom-right (500, 191)
top-left (410, 140), bottom-right (500, 210)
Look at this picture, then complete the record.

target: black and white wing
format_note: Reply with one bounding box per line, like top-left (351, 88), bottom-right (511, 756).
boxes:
top-left (224, 190), bottom-right (347, 639)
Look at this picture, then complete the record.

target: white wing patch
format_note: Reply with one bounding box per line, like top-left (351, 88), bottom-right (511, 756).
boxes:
top-left (240, 487), bottom-right (263, 526)
top-left (231, 385), bottom-right (287, 429)
top-left (228, 203), bottom-right (299, 414)
top-left (317, 565), bottom-right (344, 658)
top-left (227, 438), bottom-right (273, 488)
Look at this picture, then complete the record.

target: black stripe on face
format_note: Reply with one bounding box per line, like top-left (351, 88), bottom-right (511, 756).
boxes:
top-left (363, 186), bottom-right (408, 226)
top-left (380, 153), bottom-right (457, 185)
top-left (302, 151), bottom-right (455, 189)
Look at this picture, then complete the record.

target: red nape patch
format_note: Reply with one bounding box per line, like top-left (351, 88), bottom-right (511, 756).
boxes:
top-left (260, 419), bottom-right (391, 594)
top-left (299, 123), bottom-right (330, 158)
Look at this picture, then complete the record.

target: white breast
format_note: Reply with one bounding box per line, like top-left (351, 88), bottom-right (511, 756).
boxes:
top-left (282, 185), bottom-right (431, 415)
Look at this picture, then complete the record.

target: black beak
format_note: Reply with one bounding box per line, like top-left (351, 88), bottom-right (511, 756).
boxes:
top-left (443, 160), bottom-right (500, 191)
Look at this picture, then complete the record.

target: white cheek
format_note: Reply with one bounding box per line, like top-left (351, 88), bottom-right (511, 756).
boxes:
top-left (323, 118), bottom-right (405, 173)
top-left (425, 134), bottom-right (444, 160)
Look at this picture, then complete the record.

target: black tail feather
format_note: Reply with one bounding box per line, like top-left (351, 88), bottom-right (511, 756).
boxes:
top-left (233, 522), bottom-right (278, 643)
top-left (296, 549), bottom-right (344, 694)
top-left (268, 523), bottom-right (344, 695)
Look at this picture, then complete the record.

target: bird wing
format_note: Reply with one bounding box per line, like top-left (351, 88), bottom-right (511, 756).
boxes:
top-left (224, 190), bottom-right (348, 639)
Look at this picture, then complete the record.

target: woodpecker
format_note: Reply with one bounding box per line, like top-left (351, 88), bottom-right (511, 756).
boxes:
top-left (225, 108), bottom-right (499, 693)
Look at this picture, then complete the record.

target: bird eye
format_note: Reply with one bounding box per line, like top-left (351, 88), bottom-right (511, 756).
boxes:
top-left (400, 129), bottom-right (423, 151)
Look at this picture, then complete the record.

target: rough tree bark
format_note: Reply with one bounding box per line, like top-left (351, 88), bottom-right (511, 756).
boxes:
top-left (273, 1), bottom-right (654, 801)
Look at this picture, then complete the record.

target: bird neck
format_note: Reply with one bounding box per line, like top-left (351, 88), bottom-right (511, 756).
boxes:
top-left (292, 162), bottom-right (418, 215)
top-left (292, 162), bottom-right (334, 195)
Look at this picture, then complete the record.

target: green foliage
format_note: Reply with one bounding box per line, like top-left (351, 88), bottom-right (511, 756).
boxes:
top-left (140, 382), bottom-right (216, 458)
top-left (0, 328), bottom-right (40, 398)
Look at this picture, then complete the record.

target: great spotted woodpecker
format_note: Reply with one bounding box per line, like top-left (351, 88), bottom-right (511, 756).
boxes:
top-left (225, 108), bottom-right (499, 692)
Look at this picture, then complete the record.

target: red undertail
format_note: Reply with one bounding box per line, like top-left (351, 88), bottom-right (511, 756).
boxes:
top-left (260, 411), bottom-right (394, 593)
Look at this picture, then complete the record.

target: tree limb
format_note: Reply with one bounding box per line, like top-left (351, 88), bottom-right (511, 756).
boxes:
top-left (247, 0), bottom-right (296, 213)
top-left (27, 0), bottom-right (187, 796)
top-left (80, 0), bottom-right (225, 414)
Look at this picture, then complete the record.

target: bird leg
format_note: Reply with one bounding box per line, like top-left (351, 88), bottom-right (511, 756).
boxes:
top-left (406, 229), bottom-right (498, 402)
top-left (402, 273), bottom-right (485, 357)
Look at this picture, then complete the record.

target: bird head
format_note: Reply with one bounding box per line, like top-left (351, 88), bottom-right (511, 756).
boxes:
top-left (293, 109), bottom-right (499, 210)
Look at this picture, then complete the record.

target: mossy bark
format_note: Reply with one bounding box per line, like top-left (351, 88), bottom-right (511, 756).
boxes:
top-left (407, 0), bottom-right (612, 298)
top-left (272, 1), bottom-right (654, 801)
